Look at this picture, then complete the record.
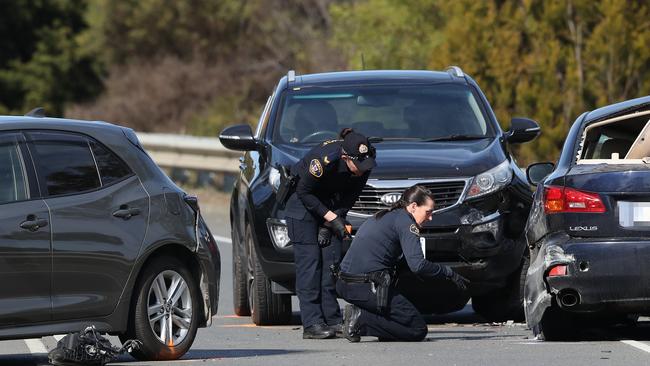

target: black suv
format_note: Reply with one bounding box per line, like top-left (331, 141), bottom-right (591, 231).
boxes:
top-left (221, 68), bottom-right (540, 324)
top-left (0, 115), bottom-right (220, 361)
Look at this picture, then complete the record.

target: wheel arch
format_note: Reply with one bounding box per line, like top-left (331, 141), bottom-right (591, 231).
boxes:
top-left (125, 243), bottom-right (209, 332)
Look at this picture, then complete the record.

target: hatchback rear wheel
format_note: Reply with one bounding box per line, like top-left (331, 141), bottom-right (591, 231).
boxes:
top-left (122, 256), bottom-right (200, 361)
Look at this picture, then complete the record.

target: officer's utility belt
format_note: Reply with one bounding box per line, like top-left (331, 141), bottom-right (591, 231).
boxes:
top-left (339, 270), bottom-right (394, 313)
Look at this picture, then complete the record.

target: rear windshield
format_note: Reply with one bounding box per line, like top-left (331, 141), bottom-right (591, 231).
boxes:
top-left (272, 83), bottom-right (494, 144)
top-left (578, 110), bottom-right (650, 164)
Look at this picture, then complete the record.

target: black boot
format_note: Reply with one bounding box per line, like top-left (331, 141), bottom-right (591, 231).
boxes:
top-left (343, 304), bottom-right (361, 342)
top-left (329, 323), bottom-right (343, 338)
top-left (303, 323), bottom-right (336, 339)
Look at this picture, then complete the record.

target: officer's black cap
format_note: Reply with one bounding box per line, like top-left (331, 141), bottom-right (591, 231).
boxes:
top-left (341, 131), bottom-right (377, 174)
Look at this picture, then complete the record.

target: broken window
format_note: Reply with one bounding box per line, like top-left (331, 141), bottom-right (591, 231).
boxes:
top-left (577, 110), bottom-right (650, 164)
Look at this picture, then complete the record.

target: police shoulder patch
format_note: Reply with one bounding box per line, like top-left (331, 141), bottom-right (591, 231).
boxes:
top-left (409, 224), bottom-right (420, 235)
top-left (309, 159), bottom-right (323, 178)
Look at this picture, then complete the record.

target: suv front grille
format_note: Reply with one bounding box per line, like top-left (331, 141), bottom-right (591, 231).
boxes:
top-left (350, 179), bottom-right (469, 216)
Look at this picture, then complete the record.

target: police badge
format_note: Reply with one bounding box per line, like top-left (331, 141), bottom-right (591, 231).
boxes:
top-left (309, 159), bottom-right (323, 177)
top-left (359, 144), bottom-right (368, 154)
top-left (409, 224), bottom-right (420, 235)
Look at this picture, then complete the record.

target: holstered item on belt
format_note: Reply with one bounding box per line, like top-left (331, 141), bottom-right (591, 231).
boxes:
top-left (338, 270), bottom-right (394, 313)
top-left (369, 270), bottom-right (392, 313)
top-left (275, 165), bottom-right (296, 205)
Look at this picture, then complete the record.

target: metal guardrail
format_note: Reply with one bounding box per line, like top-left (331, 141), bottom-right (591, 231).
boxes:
top-left (136, 132), bottom-right (240, 173)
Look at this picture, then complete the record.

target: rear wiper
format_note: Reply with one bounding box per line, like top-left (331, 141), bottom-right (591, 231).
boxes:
top-left (422, 134), bottom-right (490, 142)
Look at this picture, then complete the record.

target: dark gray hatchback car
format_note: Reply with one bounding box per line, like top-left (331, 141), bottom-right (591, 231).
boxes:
top-left (0, 115), bottom-right (220, 361)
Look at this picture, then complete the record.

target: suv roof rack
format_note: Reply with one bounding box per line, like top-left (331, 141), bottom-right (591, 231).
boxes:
top-left (445, 66), bottom-right (465, 78)
top-left (287, 70), bottom-right (296, 83)
top-left (25, 107), bottom-right (45, 118)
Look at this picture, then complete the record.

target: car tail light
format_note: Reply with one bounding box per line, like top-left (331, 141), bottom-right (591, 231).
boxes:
top-left (548, 264), bottom-right (568, 277)
top-left (543, 186), bottom-right (606, 214)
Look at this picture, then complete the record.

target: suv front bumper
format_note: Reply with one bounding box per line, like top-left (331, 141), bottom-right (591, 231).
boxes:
top-left (261, 189), bottom-right (527, 298)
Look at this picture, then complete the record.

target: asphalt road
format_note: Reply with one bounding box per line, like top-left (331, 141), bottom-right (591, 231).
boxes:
top-left (3, 202), bottom-right (650, 365)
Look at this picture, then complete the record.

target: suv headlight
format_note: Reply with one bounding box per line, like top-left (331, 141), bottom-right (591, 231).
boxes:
top-left (465, 160), bottom-right (512, 200)
top-left (269, 167), bottom-right (281, 192)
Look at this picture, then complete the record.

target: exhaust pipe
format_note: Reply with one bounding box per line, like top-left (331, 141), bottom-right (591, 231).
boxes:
top-left (558, 289), bottom-right (580, 308)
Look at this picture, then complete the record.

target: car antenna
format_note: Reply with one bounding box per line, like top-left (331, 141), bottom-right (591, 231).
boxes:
top-left (25, 107), bottom-right (45, 118)
top-left (361, 53), bottom-right (366, 70)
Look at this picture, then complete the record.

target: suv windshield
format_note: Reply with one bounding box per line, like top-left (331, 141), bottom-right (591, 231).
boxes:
top-left (273, 83), bottom-right (493, 144)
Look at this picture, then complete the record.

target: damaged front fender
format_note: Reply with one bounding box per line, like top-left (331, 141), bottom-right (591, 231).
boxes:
top-left (524, 233), bottom-right (575, 328)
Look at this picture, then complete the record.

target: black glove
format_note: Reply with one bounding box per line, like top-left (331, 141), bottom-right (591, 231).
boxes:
top-left (326, 216), bottom-right (349, 239)
top-left (442, 266), bottom-right (469, 292)
top-left (334, 209), bottom-right (348, 218)
top-left (317, 226), bottom-right (332, 248)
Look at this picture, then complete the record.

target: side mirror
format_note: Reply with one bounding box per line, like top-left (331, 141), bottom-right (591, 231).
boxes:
top-left (526, 162), bottom-right (555, 185)
top-left (219, 124), bottom-right (257, 151)
top-left (506, 117), bottom-right (541, 144)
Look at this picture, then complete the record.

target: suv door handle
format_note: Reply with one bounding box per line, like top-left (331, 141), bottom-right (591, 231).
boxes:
top-left (112, 206), bottom-right (141, 220)
top-left (20, 216), bottom-right (48, 232)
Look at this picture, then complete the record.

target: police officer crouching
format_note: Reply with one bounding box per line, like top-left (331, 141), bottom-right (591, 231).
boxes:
top-left (336, 185), bottom-right (469, 342)
top-left (284, 128), bottom-right (376, 339)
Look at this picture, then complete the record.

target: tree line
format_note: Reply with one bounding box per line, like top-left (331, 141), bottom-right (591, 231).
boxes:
top-left (1, 0), bottom-right (648, 164)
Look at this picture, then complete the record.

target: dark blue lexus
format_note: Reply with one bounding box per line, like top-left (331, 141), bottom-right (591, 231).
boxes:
top-left (220, 68), bottom-right (541, 324)
top-left (525, 96), bottom-right (650, 340)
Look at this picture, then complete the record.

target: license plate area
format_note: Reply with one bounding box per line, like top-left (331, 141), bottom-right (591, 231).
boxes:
top-left (618, 201), bottom-right (650, 227)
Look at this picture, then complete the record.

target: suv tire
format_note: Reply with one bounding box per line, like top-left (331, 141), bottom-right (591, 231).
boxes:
top-left (232, 225), bottom-right (251, 316)
top-left (122, 256), bottom-right (200, 361)
top-left (472, 255), bottom-right (529, 322)
top-left (247, 225), bottom-right (291, 325)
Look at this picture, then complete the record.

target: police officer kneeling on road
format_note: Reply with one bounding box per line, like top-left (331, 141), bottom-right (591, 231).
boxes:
top-left (335, 185), bottom-right (469, 342)
top-left (284, 128), bottom-right (376, 339)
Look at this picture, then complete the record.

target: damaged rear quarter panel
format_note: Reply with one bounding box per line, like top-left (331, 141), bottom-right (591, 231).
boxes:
top-left (524, 233), bottom-right (574, 328)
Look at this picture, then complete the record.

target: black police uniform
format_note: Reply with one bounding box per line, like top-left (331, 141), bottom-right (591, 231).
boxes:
top-left (337, 209), bottom-right (458, 342)
top-left (284, 139), bottom-right (370, 331)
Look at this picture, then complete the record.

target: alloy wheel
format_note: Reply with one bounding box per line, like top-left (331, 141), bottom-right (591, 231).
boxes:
top-left (245, 228), bottom-right (256, 314)
top-left (147, 270), bottom-right (193, 346)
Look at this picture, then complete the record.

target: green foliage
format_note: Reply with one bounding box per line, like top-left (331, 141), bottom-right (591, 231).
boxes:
top-left (66, 0), bottom-right (343, 133)
top-left (330, 0), bottom-right (650, 164)
top-left (3, 0), bottom-right (650, 165)
top-left (188, 94), bottom-right (257, 137)
top-left (331, 0), bottom-right (442, 70)
top-left (97, 0), bottom-right (248, 64)
top-left (0, 0), bottom-right (102, 116)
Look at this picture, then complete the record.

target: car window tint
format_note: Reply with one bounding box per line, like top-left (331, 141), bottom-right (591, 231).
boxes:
top-left (28, 132), bottom-right (101, 196)
top-left (274, 83), bottom-right (492, 144)
top-left (89, 140), bottom-right (133, 185)
top-left (0, 134), bottom-right (29, 204)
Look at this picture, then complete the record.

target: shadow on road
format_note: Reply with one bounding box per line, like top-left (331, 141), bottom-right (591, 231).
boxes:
top-left (110, 349), bottom-right (310, 364)
top-left (283, 304), bottom-right (490, 327)
top-left (424, 304), bottom-right (487, 325)
top-left (570, 321), bottom-right (650, 342)
top-left (0, 354), bottom-right (47, 366)
top-left (271, 304), bottom-right (500, 328)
